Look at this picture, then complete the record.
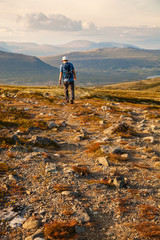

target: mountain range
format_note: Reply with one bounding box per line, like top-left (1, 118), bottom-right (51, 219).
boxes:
top-left (0, 40), bottom-right (137, 56)
top-left (0, 42), bottom-right (160, 86)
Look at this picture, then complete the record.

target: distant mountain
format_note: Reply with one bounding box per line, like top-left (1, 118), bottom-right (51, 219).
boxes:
top-left (58, 40), bottom-right (137, 50)
top-left (0, 40), bottom-right (138, 57)
top-left (0, 51), bottom-right (59, 86)
top-left (41, 47), bottom-right (160, 86)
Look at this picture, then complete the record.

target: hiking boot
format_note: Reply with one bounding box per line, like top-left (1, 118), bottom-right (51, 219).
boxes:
top-left (66, 99), bottom-right (69, 103)
top-left (70, 100), bottom-right (74, 104)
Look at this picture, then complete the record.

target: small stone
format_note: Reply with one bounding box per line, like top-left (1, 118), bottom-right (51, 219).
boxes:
top-left (75, 225), bottom-right (85, 234)
top-left (23, 217), bottom-right (40, 230)
top-left (9, 174), bottom-right (19, 182)
top-left (110, 147), bottom-right (124, 154)
top-left (48, 122), bottom-right (57, 129)
top-left (154, 162), bottom-right (160, 168)
top-left (24, 107), bottom-right (29, 111)
top-left (120, 153), bottom-right (128, 159)
top-left (99, 120), bottom-right (106, 125)
top-left (12, 134), bottom-right (21, 144)
top-left (113, 176), bottom-right (127, 189)
top-left (27, 127), bottom-right (40, 132)
top-left (10, 216), bottom-right (25, 228)
top-left (143, 136), bottom-right (154, 143)
top-left (72, 205), bottom-right (90, 223)
top-left (24, 228), bottom-right (44, 240)
top-left (97, 157), bottom-right (110, 167)
top-left (151, 156), bottom-right (160, 162)
top-left (26, 190), bottom-right (31, 195)
top-left (45, 163), bottom-right (57, 174)
top-left (101, 106), bottom-right (111, 111)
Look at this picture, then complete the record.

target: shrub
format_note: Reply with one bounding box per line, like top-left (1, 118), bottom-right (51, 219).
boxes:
top-left (112, 122), bottom-right (137, 137)
top-left (44, 220), bottom-right (78, 240)
top-left (0, 162), bottom-right (11, 174)
top-left (86, 142), bottom-right (101, 153)
top-left (139, 204), bottom-right (159, 220)
top-left (133, 222), bottom-right (160, 238)
top-left (72, 166), bottom-right (90, 176)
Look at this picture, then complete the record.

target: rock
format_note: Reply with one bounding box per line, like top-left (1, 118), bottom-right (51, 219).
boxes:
top-left (30, 136), bottom-right (58, 148)
top-left (24, 107), bottom-right (29, 111)
top-left (72, 205), bottom-right (90, 223)
top-left (24, 228), bottom-right (44, 240)
top-left (143, 136), bottom-right (154, 143)
top-left (100, 145), bottom-right (110, 153)
top-left (103, 125), bottom-right (115, 134)
top-left (101, 137), bottom-right (110, 142)
top-left (113, 176), bottom-right (127, 189)
top-left (23, 216), bottom-right (40, 230)
top-left (2, 183), bottom-right (9, 191)
top-left (0, 207), bottom-right (19, 221)
top-left (110, 147), bottom-right (125, 154)
top-left (75, 225), bottom-right (85, 234)
top-left (74, 134), bottom-right (85, 141)
top-left (101, 106), bottom-right (111, 111)
top-left (120, 153), bottom-right (129, 159)
top-left (151, 156), bottom-right (160, 162)
top-left (97, 157), bottom-right (110, 167)
top-left (12, 134), bottom-right (21, 144)
top-left (23, 152), bottom-right (40, 161)
top-left (27, 127), bottom-right (40, 132)
top-left (48, 121), bottom-right (57, 129)
top-left (154, 162), bottom-right (160, 168)
top-left (99, 120), bottom-right (106, 125)
top-left (9, 174), bottom-right (19, 182)
top-left (45, 163), bottom-right (57, 174)
top-left (150, 125), bottom-right (159, 130)
top-left (9, 216), bottom-right (25, 228)
top-left (34, 238), bottom-right (45, 240)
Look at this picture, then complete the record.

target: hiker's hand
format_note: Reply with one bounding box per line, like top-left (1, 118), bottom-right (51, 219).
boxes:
top-left (59, 80), bottom-right (61, 86)
top-left (74, 78), bottom-right (76, 81)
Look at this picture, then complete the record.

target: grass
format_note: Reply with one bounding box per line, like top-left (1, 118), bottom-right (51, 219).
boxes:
top-left (112, 122), bottom-right (137, 137)
top-left (139, 204), bottom-right (159, 220)
top-left (0, 162), bottom-right (11, 175)
top-left (133, 222), bottom-right (160, 238)
top-left (108, 153), bottom-right (128, 162)
top-left (44, 220), bottom-right (78, 240)
top-left (86, 142), bottom-right (101, 153)
top-left (133, 163), bottom-right (151, 170)
top-left (53, 184), bottom-right (70, 193)
top-left (72, 166), bottom-right (90, 176)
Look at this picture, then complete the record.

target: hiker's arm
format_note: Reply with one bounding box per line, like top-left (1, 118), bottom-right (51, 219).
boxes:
top-left (59, 72), bottom-right (62, 86)
top-left (73, 69), bottom-right (76, 81)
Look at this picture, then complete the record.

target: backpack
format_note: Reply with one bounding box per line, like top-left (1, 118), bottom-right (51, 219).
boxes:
top-left (62, 62), bottom-right (72, 79)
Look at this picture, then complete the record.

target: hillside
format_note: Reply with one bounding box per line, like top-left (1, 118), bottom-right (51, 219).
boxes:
top-left (0, 83), bottom-right (160, 239)
top-left (0, 51), bottom-right (59, 85)
top-left (41, 47), bottom-right (160, 86)
top-left (0, 40), bottom-right (137, 57)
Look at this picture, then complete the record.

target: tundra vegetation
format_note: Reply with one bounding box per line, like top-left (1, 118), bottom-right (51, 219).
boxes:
top-left (0, 78), bottom-right (160, 239)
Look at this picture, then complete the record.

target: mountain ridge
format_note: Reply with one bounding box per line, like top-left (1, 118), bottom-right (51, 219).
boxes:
top-left (0, 40), bottom-right (138, 57)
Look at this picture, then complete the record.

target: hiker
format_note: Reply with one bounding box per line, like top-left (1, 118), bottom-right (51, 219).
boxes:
top-left (59, 56), bottom-right (76, 104)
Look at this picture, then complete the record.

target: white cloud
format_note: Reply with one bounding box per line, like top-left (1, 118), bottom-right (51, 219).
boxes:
top-left (18, 12), bottom-right (85, 31)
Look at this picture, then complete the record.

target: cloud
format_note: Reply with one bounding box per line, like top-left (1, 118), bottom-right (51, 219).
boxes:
top-left (17, 12), bottom-right (97, 32)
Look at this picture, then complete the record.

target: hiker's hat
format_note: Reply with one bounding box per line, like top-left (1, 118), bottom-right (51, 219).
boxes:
top-left (62, 56), bottom-right (68, 61)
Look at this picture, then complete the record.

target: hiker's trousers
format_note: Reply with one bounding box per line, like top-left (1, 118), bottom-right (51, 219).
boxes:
top-left (63, 81), bottom-right (74, 100)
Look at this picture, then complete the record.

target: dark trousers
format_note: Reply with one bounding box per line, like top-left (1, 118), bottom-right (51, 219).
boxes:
top-left (63, 81), bottom-right (74, 101)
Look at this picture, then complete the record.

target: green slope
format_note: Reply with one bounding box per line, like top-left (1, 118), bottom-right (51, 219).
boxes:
top-left (0, 51), bottom-right (59, 85)
top-left (41, 48), bottom-right (160, 86)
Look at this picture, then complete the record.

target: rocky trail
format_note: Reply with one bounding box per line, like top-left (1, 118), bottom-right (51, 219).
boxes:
top-left (0, 91), bottom-right (160, 240)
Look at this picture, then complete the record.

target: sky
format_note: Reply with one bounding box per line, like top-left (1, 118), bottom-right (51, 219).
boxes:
top-left (0, 0), bottom-right (160, 49)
